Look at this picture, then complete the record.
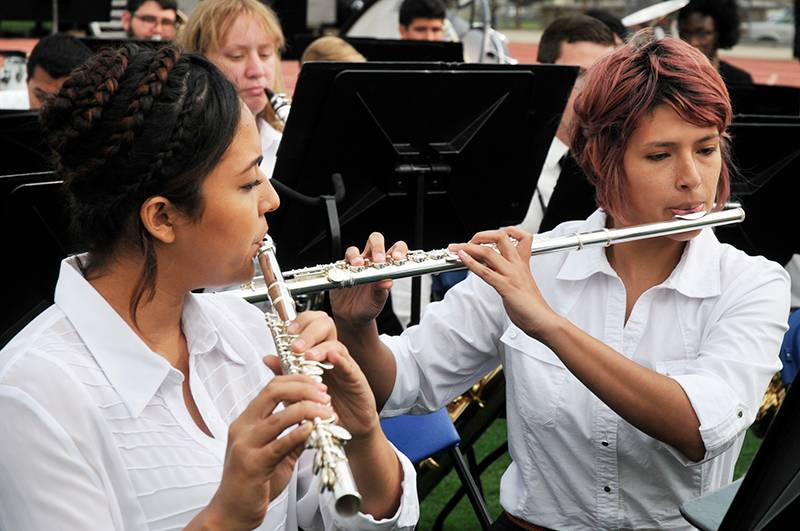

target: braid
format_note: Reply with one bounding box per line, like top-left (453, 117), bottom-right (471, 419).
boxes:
top-left (38, 44), bottom-right (241, 322)
top-left (146, 76), bottom-right (200, 184)
top-left (42, 46), bottom-right (132, 183)
top-left (102, 45), bottom-right (182, 163)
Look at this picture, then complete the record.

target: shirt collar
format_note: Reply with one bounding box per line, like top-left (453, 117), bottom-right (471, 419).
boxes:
top-left (555, 210), bottom-right (723, 299)
top-left (555, 210), bottom-right (618, 281)
top-left (54, 256), bottom-right (171, 418)
top-left (181, 294), bottom-right (246, 366)
top-left (258, 117), bottom-right (281, 150)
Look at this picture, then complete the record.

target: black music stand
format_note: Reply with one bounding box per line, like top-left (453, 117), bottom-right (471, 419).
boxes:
top-left (0, 0), bottom-right (112, 34)
top-left (268, 61), bottom-right (577, 323)
top-left (714, 116), bottom-right (800, 265)
top-left (290, 35), bottom-right (464, 62)
top-left (728, 83), bottom-right (800, 116)
top-left (0, 110), bottom-right (52, 176)
top-left (0, 178), bottom-right (75, 346)
top-left (680, 378), bottom-right (800, 530)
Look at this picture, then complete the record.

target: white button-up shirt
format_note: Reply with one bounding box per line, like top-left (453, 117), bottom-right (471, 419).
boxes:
top-left (382, 210), bottom-right (789, 530)
top-left (0, 257), bottom-right (418, 531)
top-left (259, 117), bottom-right (282, 180)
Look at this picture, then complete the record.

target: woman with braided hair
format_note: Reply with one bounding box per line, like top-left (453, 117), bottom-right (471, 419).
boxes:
top-left (179, 0), bottom-right (287, 180)
top-left (0, 44), bottom-right (418, 530)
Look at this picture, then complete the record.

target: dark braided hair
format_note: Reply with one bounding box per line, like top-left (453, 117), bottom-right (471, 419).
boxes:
top-left (41, 43), bottom-right (241, 321)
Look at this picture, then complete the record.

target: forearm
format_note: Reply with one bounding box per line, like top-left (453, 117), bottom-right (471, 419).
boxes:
top-left (539, 316), bottom-right (705, 461)
top-left (346, 428), bottom-right (404, 519)
top-left (335, 318), bottom-right (397, 410)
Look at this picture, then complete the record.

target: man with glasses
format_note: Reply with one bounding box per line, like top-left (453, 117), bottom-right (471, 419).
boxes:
top-left (121, 0), bottom-right (180, 41)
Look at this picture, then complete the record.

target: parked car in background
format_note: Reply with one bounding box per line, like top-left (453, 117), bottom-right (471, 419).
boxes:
top-left (743, 7), bottom-right (795, 45)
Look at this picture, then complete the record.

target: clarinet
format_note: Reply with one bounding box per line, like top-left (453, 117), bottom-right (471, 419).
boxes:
top-left (266, 88), bottom-right (290, 124)
top-left (256, 236), bottom-right (362, 517)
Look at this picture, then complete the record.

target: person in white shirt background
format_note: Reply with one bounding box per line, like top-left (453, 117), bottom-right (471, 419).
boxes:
top-left (327, 32), bottom-right (790, 530)
top-left (179, 0), bottom-right (286, 180)
top-left (517, 14), bottom-right (615, 235)
top-left (0, 44), bottom-right (417, 530)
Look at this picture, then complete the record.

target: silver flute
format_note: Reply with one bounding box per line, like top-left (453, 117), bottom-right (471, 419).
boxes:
top-left (256, 237), bottom-right (362, 517)
top-left (237, 206), bottom-right (744, 301)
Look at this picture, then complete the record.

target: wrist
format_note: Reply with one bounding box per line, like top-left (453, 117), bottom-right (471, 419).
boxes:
top-left (346, 419), bottom-right (387, 455)
top-left (334, 313), bottom-right (378, 333)
top-left (529, 312), bottom-right (569, 346)
top-left (194, 505), bottom-right (228, 531)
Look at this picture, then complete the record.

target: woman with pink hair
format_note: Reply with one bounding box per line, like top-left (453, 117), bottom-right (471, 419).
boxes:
top-left (329, 32), bottom-right (790, 530)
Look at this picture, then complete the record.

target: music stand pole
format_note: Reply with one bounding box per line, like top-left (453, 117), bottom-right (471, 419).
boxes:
top-left (52, 0), bottom-right (59, 34)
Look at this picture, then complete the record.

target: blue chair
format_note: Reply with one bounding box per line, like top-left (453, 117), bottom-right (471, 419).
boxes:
top-left (779, 308), bottom-right (800, 386)
top-left (381, 408), bottom-right (493, 530)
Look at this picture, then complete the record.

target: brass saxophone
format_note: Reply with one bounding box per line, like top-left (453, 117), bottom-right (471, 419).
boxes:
top-left (256, 236), bottom-right (362, 517)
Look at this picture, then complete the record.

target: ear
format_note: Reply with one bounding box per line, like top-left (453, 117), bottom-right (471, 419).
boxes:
top-left (398, 25), bottom-right (408, 39)
top-left (140, 196), bottom-right (181, 244)
top-left (121, 11), bottom-right (132, 31)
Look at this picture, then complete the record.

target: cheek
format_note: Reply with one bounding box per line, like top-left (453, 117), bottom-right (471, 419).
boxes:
top-left (264, 57), bottom-right (277, 86)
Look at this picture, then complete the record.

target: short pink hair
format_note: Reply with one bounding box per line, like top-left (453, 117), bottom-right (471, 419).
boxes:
top-left (570, 31), bottom-right (732, 222)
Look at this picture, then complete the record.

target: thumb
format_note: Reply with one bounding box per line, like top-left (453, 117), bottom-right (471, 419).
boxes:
top-left (263, 355), bottom-right (283, 375)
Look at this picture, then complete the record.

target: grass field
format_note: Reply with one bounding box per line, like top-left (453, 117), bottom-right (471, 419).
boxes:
top-left (419, 419), bottom-right (762, 530)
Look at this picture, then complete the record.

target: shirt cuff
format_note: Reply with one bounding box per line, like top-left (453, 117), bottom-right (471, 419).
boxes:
top-left (326, 443), bottom-right (419, 530)
top-left (665, 373), bottom-right (751, 465)
top-left (378, 334), bottom-right (420, 418)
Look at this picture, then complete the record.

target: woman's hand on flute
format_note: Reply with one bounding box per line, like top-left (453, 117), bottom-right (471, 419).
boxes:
top-left (264, 310), bottom-right (380, 439)
top-left (329, 232), bottom-right (408, 327)
top-left (264, 310), bottom-right (405, 519)
top-left (450, 226), bottom-right (560, 339)
top-left (199, 375), bottom-right (333, 531)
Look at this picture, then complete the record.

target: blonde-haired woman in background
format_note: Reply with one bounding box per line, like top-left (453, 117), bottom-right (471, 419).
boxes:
top-left (301, 36), bottom-right (367, 64)
top-left (179, 0), bottom-right (286, 178)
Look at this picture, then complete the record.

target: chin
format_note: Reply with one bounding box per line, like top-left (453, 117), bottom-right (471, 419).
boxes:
top-left (247, 97), bottom-right (268, 116)
top-left (668, 229), bottom-right (702, 242)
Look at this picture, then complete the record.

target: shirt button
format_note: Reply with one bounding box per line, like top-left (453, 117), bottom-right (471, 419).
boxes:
top-left (509, 329), bottom-right (518, 339)
top-left (737, 410), bottom-right (743, 418)
top-left (601, 441), bottom-right (609, 447)
top-left (604, 486), bottom-right (611, 493)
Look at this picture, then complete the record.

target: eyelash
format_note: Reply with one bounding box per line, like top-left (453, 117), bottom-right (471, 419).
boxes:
top-left (646, 146), bottom-right (718, 161)
top-left (241, 179), bottom-right (263, 191)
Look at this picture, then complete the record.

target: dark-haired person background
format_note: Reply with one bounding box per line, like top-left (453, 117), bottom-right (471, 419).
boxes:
top-left (678, 0), bottom-right (754, 86)
top-left (330, 33), bottom-right (789, 530)
top-left (584, 8), bottom-right (628, 45)
top-left (398, 0), bottom-right (447, 41)
top-left (518, 15), bottom-right (615, 235)
top-left (26, 33), bottom-right (92, 109)
top-left (122, 0), bottom-right (180, 40)
top-left (0, 43), bottom-right (418, 530)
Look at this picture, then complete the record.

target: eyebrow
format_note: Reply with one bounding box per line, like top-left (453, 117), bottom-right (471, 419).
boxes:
top-left (239, 155), bottom-right (263, 175)
top-left (644, 134), bottom-right (719, 148)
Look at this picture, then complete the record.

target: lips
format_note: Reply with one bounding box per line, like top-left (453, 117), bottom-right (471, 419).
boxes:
top-left (669, 203), bottom-right (706, 216)
top-left (242, 87), bottom-right (266, 97)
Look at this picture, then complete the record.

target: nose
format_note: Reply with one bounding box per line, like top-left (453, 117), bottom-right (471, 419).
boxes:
top-left (258, 173), bottom-right (280, 216)
top-left (245, 50), bottom-right (268, 79)
top-left (676, 154), bottom-right (703, 191)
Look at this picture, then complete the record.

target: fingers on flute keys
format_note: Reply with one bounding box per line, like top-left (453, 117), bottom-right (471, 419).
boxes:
top-left (345, 232), bottom-right (409, 290)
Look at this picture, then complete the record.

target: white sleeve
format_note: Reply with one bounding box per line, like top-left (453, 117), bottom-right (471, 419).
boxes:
top-left (0, 385), bottom-right (119, 530)
top-left (661, 261), bottom-right (789, 464)
top-left (381, 271), bottom-right (508, 417)
top-left (295, 445), bottom-right (419, 530)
